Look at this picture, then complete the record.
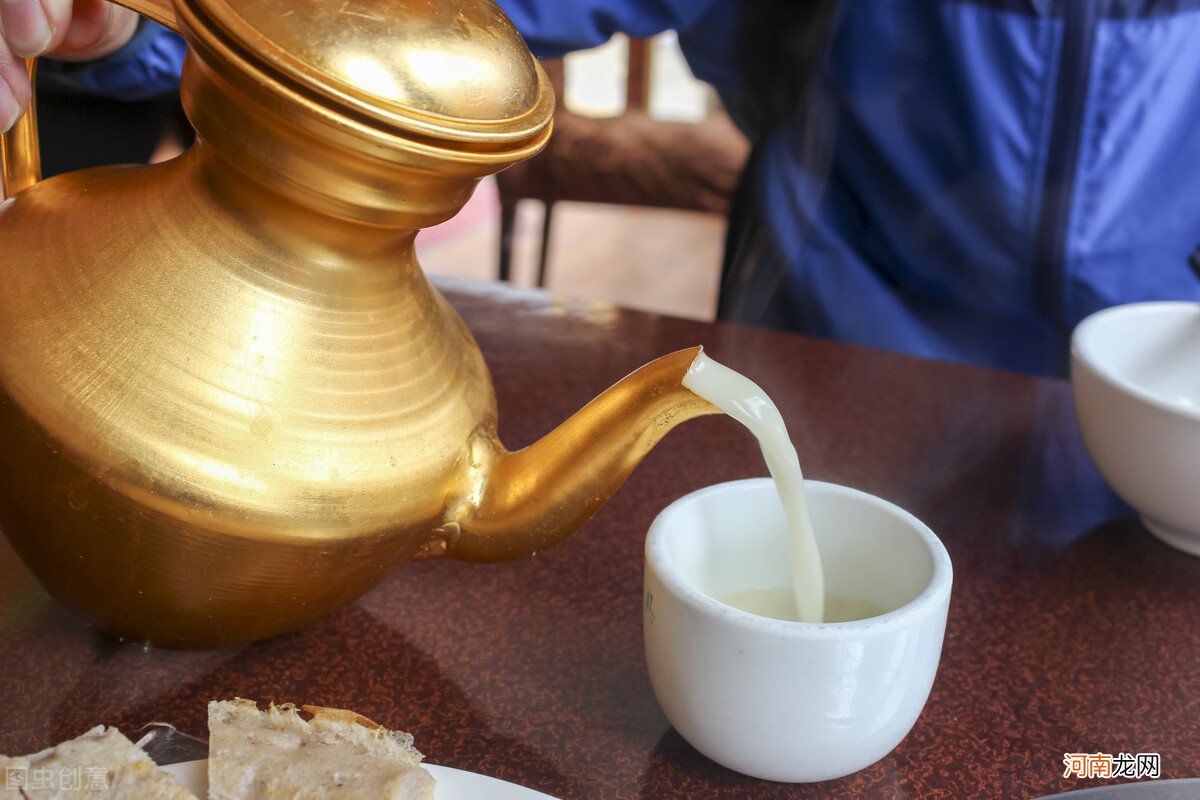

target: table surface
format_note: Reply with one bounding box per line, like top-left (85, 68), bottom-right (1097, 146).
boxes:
top-left (2, 277), bottom-right (1198, 799)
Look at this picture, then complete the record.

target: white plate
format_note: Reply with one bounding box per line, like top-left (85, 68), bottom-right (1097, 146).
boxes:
top-left (163, 759), bottom-right (559, 799)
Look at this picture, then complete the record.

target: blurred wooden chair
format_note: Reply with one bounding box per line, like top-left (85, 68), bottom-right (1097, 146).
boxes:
top-left (494, 38), bottom-right (749, 286)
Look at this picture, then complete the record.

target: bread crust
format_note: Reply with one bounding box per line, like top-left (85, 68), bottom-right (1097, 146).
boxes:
top-left (207, 699), bottom-right (435, 800)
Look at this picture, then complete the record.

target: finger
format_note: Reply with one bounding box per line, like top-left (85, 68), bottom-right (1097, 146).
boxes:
top-left (0, 30), bottom-right (32, 133)
top-left (53, 0), bottom-right (138, 61)
top-left (0, 75), bottom-right (20, 134)
top-left (0, 0), bottom-right (54, 58)
top-left (39, 0), bottom-right (74, 52)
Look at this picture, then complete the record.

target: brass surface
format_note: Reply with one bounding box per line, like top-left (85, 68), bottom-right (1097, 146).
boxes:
top-left (451, 347), bottom-right (720, 562)
top-left (0, 61), bottom-right (40, 198)
top-left (116, 0), bottom-right (178, 29)
top-left (198, 0), bottom-right (547, 139)
top-left (0, 0), bottom-right (717, 647)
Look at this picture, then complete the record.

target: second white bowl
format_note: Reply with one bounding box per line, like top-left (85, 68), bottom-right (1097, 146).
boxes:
top-left (1071, 301), bottom-right (1200, 554)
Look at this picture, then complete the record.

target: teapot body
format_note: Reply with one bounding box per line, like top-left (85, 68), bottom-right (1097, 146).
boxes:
top-left (0, 148), bottom-right (498, 646)
top-left (0, 0), bottom-right (726, 649)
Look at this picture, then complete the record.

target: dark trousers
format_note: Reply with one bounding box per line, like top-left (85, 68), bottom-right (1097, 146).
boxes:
top-left (35, 79), bottom-right (193, 178)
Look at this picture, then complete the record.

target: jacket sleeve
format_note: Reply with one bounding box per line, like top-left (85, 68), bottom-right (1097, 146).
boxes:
top-left (37, 20), bottom-right (186, 101)
top-left (497, 0), bottom-right (726, 58)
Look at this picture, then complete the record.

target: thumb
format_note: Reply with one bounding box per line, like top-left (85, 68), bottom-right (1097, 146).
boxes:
top-left (0, 20), bottom-right (33, 132)
top-left (0, 0), bottom-right (61, 58)
top-left (51, 0), bottom-right (139, 61)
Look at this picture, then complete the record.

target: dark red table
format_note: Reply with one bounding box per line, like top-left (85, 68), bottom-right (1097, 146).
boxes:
top-left (3, 277), bottom-right (1198, 798)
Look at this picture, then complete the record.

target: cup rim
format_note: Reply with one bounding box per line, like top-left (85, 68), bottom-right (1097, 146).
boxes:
top-left (1070, 301), bottom-right (1200, 423)
top-left (645, 478), bottom-right (953, 638)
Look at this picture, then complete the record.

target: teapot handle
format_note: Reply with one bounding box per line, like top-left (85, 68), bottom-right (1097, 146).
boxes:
top-left (1, 0), bottom-right (180, 199)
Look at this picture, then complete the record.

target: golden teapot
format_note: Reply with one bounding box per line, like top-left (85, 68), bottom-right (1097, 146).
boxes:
top-left (0, 0), bottom-right (717, 647)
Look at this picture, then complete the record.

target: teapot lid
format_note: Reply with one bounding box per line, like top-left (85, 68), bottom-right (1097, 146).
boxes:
top-left (191, 0), bottom-right (552, 147)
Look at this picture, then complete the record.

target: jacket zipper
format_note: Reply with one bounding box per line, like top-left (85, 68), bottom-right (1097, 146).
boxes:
top-left (1034, 2), bottom-right (1100, 346)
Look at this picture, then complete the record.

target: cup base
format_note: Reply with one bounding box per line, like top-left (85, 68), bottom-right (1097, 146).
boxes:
top-left (1141, 516), bottom-right (1200, 557)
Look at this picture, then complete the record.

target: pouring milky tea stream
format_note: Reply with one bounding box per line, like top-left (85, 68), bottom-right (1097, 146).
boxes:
top-left (682, 353), bottom-right (826, 623)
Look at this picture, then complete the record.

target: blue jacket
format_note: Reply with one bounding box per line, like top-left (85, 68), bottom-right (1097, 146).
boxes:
top-left (501, 0), bottom-right (1200, 376)
top-left (60, 1), bottom-right (1200, 375)
top-left (39, 20), bottom-right (185, 101)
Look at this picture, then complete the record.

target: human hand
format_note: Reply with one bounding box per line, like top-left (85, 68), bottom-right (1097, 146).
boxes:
top-left (1, 0), bottom-right (139, 131)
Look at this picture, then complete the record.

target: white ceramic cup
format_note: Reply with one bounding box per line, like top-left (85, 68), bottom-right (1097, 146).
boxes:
top-left (643, 478), bottom-right (952, 783)
top-left (1071, 301), bottom-right (1200, 555)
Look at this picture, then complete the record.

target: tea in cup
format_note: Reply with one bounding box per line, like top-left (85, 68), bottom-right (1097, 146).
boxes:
top-left (643, 478), bottom-right (952, 782)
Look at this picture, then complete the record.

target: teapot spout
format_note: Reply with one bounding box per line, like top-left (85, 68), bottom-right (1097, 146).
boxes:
top-left (447, 347), bottom-right (719, 562)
